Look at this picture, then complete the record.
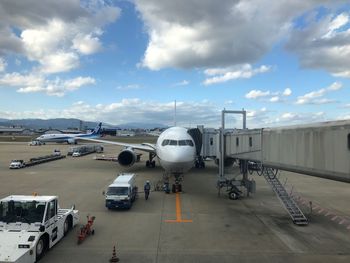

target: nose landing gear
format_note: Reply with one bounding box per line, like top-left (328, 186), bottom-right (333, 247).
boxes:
top-left (172, 175), bottom-right (183, 193)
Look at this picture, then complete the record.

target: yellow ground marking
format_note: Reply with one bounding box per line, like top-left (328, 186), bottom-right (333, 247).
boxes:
top-left (165, 192), bottom-right (192, 223)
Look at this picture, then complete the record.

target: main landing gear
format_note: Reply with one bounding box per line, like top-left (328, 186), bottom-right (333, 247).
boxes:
top-left (194, 156), bottom-right (205, 168)
top-left (146, 153), bottom-right (156, 168)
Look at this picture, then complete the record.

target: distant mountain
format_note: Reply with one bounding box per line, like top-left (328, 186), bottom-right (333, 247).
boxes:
top-left (0, 118), bottom-right (168, 130)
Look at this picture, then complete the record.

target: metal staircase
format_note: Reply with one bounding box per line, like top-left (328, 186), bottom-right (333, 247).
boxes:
top-left (262, 168), bottom-right (308, 226)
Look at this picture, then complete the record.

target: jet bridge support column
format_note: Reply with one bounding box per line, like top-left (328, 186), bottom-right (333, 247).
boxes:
top-left (219, 109), bottom-right (246, 179)
top-left (218, 109), bottom-right (255, 198)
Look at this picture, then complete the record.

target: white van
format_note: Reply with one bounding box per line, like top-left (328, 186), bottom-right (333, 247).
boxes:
top-left (104, 173), bottom-right (138, 209)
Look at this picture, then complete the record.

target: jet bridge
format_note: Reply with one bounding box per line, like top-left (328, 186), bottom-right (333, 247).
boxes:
top-left (196, 114), bottom-right (350, 184)
top-left (224, 120), bottom-right (350, 183)
top-left (199, 110), bottom-right (350, 225)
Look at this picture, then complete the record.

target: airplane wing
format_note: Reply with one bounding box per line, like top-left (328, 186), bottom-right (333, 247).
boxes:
top-left (76, 137), bottom-right (156, 153)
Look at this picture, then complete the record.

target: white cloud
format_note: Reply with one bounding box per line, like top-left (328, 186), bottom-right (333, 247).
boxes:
top-left (324, 12), bottom-right (349, 38)
top-left (0, 57), bottom-right (7, 72)
top-left (203, 64), bottom-right (271, 85)
top-left (287, 12), bottom-right (350, 77)
top-left (72, 34), bottom-right (101, 55)
top-left (282, 88), bottom-right (292, 96)
top-left (275, 111), bottom-right (325, 124)
top-left (337, 113), bottom-right (350, 120)
top-left (135, 0), bottom-right (343, 70)
top-left (173, 80), bottom-right (189, 86)
top-left (0, 100), bottom-right (223, 127)
top-left (245, 90), bottom-right (270, 99)
top-left (116, 84), bottom-right (141, 90)
top-left (0, 72), bottom-right (44, 87)
top-left (1, 99), bottom-right (343, 129)
top-left (0, 2), bottom-right (120, 74)
top-left (270, 96), bottom-right (280, 102)
top-left (0, 72), bottom-right (95, 96)
top-left (40, 52), bottom-right (80, 74)
top-left (64, 77), bottom-right (96, 91)
top-left (245, 87), bottom-right (293, 102)
top-left (296, 81), bottom-right (342, 104)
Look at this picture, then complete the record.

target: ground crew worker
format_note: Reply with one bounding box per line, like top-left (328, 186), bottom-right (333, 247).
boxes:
top-left (144, 181), bottom-right (151, 200)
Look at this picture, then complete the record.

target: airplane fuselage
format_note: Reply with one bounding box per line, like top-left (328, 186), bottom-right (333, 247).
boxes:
top-left (36, 133), bottom-right (98, 143)
top-left (36, 123), bottom-right (102, 144)
top-left (155, 127), bottom-right (196, 174)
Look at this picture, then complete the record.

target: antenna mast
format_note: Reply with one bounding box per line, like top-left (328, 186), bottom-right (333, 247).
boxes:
top-left (174, 100), bottom-right (177, 127)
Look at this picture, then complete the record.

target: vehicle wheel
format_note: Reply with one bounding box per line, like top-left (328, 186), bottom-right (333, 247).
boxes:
top-left (36, 236), bottom-right (46, 261)
top-left (229, 191), bottom-right (239, 200)
top-left (151, 161), bottom-right (156, 168)
top-left (146, 160), bottom-right (150, 167)
top-left (63, 218), bottom-right (71, 236)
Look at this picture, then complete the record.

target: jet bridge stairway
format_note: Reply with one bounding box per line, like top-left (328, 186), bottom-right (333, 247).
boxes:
top-left (262, 168), bottom-right (308, 226)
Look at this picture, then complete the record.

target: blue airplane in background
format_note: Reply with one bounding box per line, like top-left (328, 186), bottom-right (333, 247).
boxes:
top-left (35, 123), bottom-right (102, 144)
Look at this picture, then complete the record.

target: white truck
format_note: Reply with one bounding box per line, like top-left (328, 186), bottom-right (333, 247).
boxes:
top-left (0, 195), bottom-right (79, 263)
top-left (104, 173), bottom-right (138, 209)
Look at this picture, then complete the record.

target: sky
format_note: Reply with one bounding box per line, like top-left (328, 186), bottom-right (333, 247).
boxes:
top-left (0, 0), bottom-right (350, 128)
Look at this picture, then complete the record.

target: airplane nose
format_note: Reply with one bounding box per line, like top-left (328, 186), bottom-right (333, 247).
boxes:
top-left (168, 148), bottom-right (194, 163)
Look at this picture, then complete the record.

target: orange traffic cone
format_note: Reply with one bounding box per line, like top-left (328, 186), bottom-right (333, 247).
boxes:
top-left (109, 245), bottom-right (119, 262)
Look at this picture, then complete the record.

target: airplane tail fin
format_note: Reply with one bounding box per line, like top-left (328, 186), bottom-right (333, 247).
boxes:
top-left (91, 122), bottom-right (102, 135)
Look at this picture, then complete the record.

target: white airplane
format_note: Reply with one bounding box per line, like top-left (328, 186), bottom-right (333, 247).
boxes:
top-left (80, 126), bottom-right (199, 190)
top-left (35, 123), bottom-right (102, 144)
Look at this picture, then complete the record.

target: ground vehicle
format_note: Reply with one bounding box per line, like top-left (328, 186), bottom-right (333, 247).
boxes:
top-left (52, 149), bottom-right (61, 156)
top-left (68, 145), bottom-right (103, 156)
top-left (9, 160), bottom-right (26, 169)
top-left (0, 195), bottom-right (79, 262)
top-left (72, 151), bottom-right (81, 157)
top-left (28, 140), bottom-right (44, 146)
top-left (104, 173), bottom-right (138, 209)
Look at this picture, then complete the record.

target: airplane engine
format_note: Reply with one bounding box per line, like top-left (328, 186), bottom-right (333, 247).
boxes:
top-left (67, 138), bottom-right (77, 144)
top-left (118, 149), bottom-right (137, 166)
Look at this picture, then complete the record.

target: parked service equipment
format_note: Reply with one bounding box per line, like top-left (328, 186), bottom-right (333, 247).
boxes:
top-left (52, 149), bottom-right (61, 156)
top-left (104, 173), bottom-right (138, 209)
top-left (28, 140), bottom-right (45, 146)
top-left (68, 144), bottom-right (103, 157)
top-left (0, 195), bottom-right (79, 263)
top-left (77, 215), bottom-right (95, 244)
top-left (9, 159), bottom-right (26, 169)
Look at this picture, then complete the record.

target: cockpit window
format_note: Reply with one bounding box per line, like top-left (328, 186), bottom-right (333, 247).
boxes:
top-left (178, 140), bottom-right (187, 146)
top-left (187, 140), bottom-right (194, 146)
top-left (161, 139), bottom-right (170, 146)
top-left (161, 139), bottom-right (194, 146)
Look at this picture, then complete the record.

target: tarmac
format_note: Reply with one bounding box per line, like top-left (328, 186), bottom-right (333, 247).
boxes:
top-left (1, 141), bottom-right (350, 262)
